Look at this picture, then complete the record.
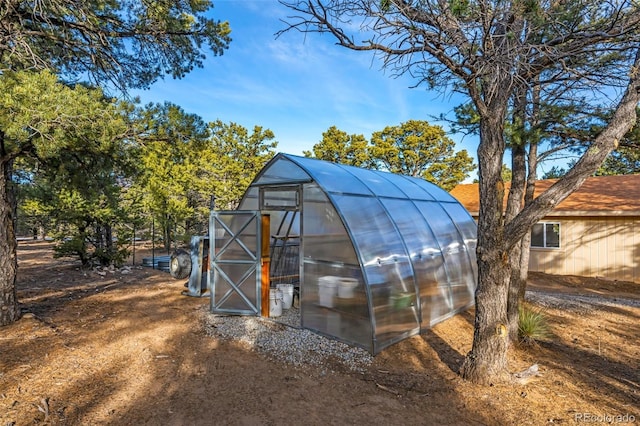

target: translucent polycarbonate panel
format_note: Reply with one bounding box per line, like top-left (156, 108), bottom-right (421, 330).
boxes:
top-left (254, 156), bottom-right (312, 184)
top-left (440, 248), bottom-right (475, 310)
top-left (301, 260), bottom-right (371, 350)
top-left (238, 186), bottom-right (259, 210)
top-left (331, 195), bottom-right (406, 264)
top-left (415, 201), bottom-right (475, 312)
top-left (380, 198), bottom-right (454, 328)
top-left (441, 203), bottom-right (478, 280)
top-left (383, 174), bottom-right (436, 201)
top-left (441, 203), bottom-right (476, 243)
top-left (302, 184), bottom-right (356, 264)
top-left (302, 182), bottom-right (327, 203)
top-left (212, 214), bottom-right (258, 262)
top-left (415, 201), bottom-right (463, 256)
top-left (300, 184), bottom-right (371, 348)
top-left (341, 166), bottom-right (409, 198)
top-left (212, 263), bottom-right (258, 311)
top-left (332, 195), bottom-right (419, 350)
top-left (366, 257), bottom-right (420, 351)
top-left (288, 156), bottom-right (374, 195)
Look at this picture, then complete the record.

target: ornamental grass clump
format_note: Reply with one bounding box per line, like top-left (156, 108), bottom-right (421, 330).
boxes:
top-left (518, 304), bottom-right (552, 345)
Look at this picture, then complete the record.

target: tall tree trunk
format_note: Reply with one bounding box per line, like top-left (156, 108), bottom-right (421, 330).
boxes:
top-left (461, 115), bottom-right (511, 385)
top-left (163, 216), bottom-right (171, 253)
top-left (96, 224), bottom-right (104, 252)
top-left (506, 225), bottom-right (525, 344)
top-left (507, 133), bottom-right (539, 340)
top-left (105, 223), bottom-right (114, 266)
top-left (77, 225), bottom-right (90, 266)
top-left (0, 157), bottom-right (20, 325)
top-left (460, 11), bottom-right (529, 384)
top-left (506, 85), bottom-right (528, 341)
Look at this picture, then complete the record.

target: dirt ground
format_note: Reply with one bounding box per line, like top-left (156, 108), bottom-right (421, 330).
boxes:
top-left (1, 241), bottom-right (638, 425)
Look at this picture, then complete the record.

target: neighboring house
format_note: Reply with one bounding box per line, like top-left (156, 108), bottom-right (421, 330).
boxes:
top-left (451, 174), bottom-right (640, 283)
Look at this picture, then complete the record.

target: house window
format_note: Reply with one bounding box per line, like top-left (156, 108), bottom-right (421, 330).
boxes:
top-left (531, 222), bottom-right (560, 248)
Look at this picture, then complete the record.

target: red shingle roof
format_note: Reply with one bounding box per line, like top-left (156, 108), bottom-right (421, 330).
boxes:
top-left (450, 174), bottom-right (640, 214)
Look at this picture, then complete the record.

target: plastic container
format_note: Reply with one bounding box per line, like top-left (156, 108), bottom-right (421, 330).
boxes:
top-left (337, 278), bottom-right (358, 299)
top-left (318, 276), bottom-right (338, 307)
top-left (276, 284), bottom-right (294, 310)
top-left (269, 288), bottom-right (283, 317)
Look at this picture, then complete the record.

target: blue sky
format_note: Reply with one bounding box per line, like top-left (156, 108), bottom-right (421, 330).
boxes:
top-left (132, 1), bottom-right (479, 176)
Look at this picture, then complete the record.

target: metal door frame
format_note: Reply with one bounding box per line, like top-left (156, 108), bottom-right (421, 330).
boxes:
top-left (209, 210), bottom-right (262, 315)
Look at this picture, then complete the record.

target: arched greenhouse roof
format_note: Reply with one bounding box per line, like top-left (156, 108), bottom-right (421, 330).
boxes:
top-left (240, 153), bottom-right (477, 354)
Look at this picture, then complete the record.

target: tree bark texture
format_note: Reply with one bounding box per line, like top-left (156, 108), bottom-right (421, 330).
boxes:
top-left (505, 91), bottom-right (528, 341)
top-left (0, 158), bottom-right (20, 325)
top-left (461, 255), bottom-right (511, 384)
top-left (508, 138), bottom-right (538, 340)
top-left (507, 236), bottom-right (531, 341)
top-left (461, 115), bottom-right (511, 385)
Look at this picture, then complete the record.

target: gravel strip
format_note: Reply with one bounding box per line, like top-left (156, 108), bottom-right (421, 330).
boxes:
top-left (527, 290), bottom-right (640, 312)
top-left (201, 290), bottom-right (638, 373)
top-left (200, 306), bottom-right (374, 373)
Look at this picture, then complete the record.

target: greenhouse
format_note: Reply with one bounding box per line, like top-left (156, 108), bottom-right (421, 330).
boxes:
top-left (204, 153), bottom-right (477, 355)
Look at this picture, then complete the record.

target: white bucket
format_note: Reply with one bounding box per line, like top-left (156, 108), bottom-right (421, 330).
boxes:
top-left (318, 276), bottom-right (338, 308)
top-left (337, 278), bottom-right (358, 299)
top-left (269, 288), bottom-right (283, 317)
top-left (276, 284), bottom-right (294, 310)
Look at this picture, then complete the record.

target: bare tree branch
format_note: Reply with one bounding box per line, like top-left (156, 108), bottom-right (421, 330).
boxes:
top-left (505, 48), bottom-right (640, 247)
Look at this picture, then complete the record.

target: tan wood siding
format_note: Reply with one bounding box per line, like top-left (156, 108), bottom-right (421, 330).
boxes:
top-left (529, 216), bottom-right (639, 282)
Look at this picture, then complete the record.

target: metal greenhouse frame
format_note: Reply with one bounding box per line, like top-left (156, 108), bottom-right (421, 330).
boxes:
top-left (204, 153), bottom-right (477, 354)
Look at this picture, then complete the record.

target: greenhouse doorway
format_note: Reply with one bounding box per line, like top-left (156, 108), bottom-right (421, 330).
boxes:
top-left (208, 186), bottom-right (302, 319)
top-left (260, 185), bottom-right (302, 323)
top-left (261, 186), bottom-right (301, 287)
